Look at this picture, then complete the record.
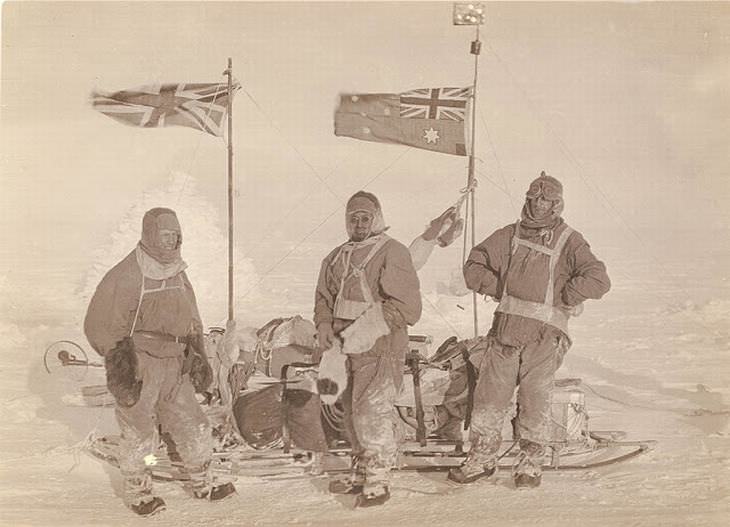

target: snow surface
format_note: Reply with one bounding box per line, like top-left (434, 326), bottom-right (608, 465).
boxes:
top-left (1, 194), bottom-right (728, 527)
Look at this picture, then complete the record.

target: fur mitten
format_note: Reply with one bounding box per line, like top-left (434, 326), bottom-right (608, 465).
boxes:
top-left (316, 340), bottom-right (347, 405)
top-left (437, 217), bottom-right (464, 247)
top-left (184, 333), bottom-right (213, 394)
top-left (422, 207), bottom-right (456, 241)
top-left (105, 337), bottom-right (142, 407)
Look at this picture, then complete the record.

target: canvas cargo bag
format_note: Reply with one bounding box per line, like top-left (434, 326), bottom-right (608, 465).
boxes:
top-left (281, 363), bottom-right (329, 452)
top-left (232, 384), bottom-right (283, 449)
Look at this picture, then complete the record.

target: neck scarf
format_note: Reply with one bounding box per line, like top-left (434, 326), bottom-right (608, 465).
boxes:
top-left (136, 244), bottom-right (188, 280)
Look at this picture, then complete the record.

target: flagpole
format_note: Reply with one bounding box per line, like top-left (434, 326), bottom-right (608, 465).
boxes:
top-left (467, 26), bottom-right (481, 339)
top-left (225, 57), bottom-right (234, 323)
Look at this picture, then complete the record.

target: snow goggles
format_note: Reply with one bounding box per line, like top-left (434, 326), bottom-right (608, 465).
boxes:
top-left (526, 180), bottom-right (562, 201)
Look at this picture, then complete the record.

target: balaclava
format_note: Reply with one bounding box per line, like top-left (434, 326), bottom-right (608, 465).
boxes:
top-left (520, 171), bottom-right (564, 231)
top-left (345, 191), bottom-right (387, 240)
top-left (139, 207), bottom-right (183, 264)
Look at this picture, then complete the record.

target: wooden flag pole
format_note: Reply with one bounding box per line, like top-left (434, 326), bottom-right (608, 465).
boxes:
top-left (225, 57), bottom-right (234, 323)
top-left (467, 26), bottom-right (481, 339)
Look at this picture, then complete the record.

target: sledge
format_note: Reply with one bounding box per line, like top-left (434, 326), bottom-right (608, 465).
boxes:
top-left (49, 322), bottom-right (655, 483)
top-left (85, 431), bottom-right (653, 483)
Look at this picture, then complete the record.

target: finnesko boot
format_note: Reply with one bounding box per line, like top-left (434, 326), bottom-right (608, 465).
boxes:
top-left (512, 442), bottom-right (544, 490)
top-left (194, 482), bottom-right (237, 501)
top-left (129, 496), bottom-right (166, 517)
top-left (447, 462), bottom-right (496, 484)
top-left (354, 483), bottom-right (390, 507)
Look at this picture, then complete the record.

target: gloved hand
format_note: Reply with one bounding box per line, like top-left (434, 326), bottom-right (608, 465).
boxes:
top-left (422, 207), bottom-right (456, 241)
top-left (317, 322), bottom-right (336, 350)
top-left (437, 217), bottom-right (464, 247)
top-left (382, 301), bottom-right (406, 330)
top-left (560, 290), bottom-right (585, 317)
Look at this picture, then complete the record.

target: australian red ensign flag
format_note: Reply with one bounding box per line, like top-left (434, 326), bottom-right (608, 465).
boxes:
top-left (334, 87), bottom-right (470, 156)
top-left (91, 82), bottom-right (240, 137)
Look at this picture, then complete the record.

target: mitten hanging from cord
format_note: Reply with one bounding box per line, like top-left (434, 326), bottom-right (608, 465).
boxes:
top-left (105, 337), bottom-right (142, 407)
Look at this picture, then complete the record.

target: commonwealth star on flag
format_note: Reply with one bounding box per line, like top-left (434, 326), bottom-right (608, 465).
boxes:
top-left (334, 87), bottom-right (470, 156)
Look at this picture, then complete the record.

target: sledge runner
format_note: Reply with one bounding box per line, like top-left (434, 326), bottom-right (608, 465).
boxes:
top-left (314, 191), bottom-right (422, 506)
top-left (448, 173), bottom-right (611, 489)
top-left (84, 207), bottom-right (236, 516)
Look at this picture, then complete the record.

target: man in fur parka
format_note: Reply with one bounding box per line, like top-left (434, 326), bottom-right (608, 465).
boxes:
top-left (84, 207), bottom-right (236, 516)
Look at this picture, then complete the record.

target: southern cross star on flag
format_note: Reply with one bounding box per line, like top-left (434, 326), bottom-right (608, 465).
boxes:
top-left (334, 87), bottom-right (471, 156)
top-left (91, 82), bottom-right (240, 137)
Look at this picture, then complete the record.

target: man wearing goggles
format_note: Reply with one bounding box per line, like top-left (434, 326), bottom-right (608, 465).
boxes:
top-left (449, 171), bottom-right (611, 489)
top-left (314, 191), bottom-right (422, 506)
top-left (523, 172), bottom-right (565, 234)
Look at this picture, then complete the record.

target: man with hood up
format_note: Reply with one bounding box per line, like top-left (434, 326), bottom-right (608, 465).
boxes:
top-left (448, 172), bottom-right (610, 489)
top-left (84, 208), bottom-right (236, 516)
top-left (314, 191), bottom-right (422, 506)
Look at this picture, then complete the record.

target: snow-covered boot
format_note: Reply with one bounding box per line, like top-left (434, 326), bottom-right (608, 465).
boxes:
top-left (447, 440), bottom-right (497, 485)
top-left (329, 456), bottom-right (365, 494)
top-left (447, 460), bottom-right (496, 484)
top-left (129, 496), bottom-right (166, 517)
top-left (329, 477), bottom-right (364, 495)
top-left (514, 472), bottom-right (542, 489)
top-left (194, 482), bottom-right (237, 501)
top-left (354, 483), bottom-right (390, 508)
top-left (512, 441), bottom-right (543, 490)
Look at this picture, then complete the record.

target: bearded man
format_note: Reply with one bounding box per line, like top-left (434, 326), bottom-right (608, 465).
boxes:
top-left (314, 191), bottom-right (421, 506)
top-left (448, 172), bottom-right (611, 488)
top-left (84, 208), bottom-right (236, 516)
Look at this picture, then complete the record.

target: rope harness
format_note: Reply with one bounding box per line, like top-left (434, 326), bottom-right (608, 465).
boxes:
top-left (331, 235), bottom-right (390, 321)
top-left (495, 222), bottom-right (574, 335)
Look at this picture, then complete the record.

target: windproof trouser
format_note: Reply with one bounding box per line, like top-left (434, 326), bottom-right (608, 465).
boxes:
top-left (342, 352), bottom-right (403, 485)
top-left (115, 352), bottom-right (212, 505)
top-left (467, 326), bottom-right (565, 465)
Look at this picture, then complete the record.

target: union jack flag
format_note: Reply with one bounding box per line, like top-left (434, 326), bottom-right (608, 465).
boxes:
top-left (91, 82), bottom-right (240, 137)
top-left (399, 87), bottom-right (471, 121)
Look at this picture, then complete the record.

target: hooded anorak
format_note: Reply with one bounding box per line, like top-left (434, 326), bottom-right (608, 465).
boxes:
top-left (458, 175), bottom-right (610, 478)
top-left (314, 192), bottom-right (421, 489)
top-left (84, 249), bottom-right (202, 358)
top-left (84, 208), bottom-right (213, 507)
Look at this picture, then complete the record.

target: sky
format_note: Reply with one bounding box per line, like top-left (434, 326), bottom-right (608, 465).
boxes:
top-left (1, 1), bottom-right (729, 328)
